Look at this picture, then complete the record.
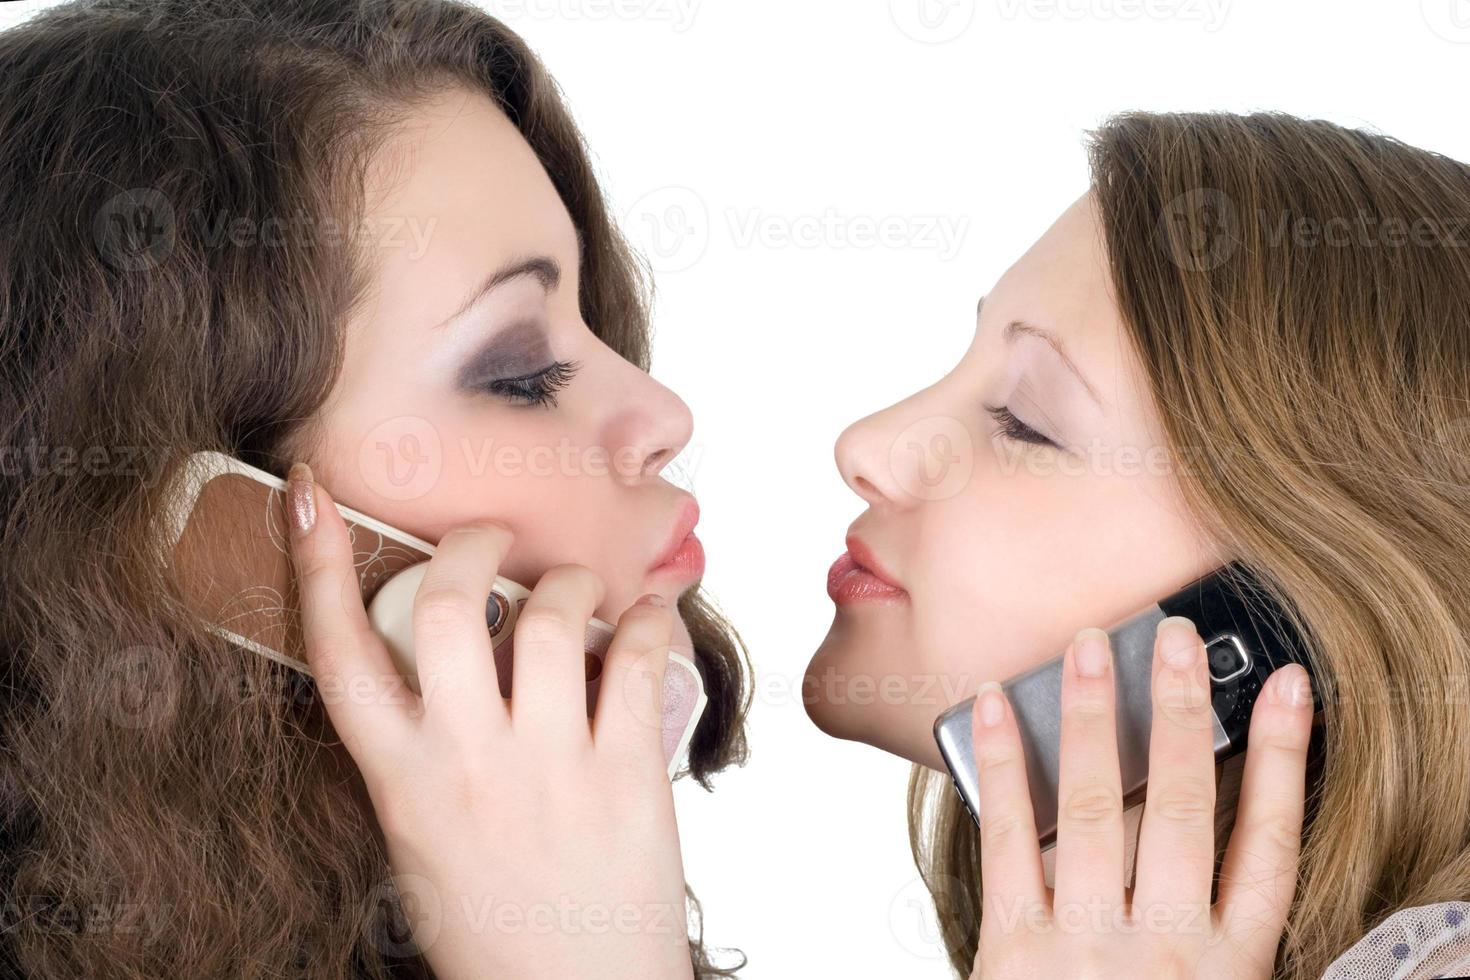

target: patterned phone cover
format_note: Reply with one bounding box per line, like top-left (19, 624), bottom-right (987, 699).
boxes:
top-left (159, 451), bottom-right (706, 777)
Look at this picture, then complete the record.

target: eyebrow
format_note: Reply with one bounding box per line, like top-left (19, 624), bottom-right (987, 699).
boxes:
top-left (433, 255), bottom-right (562, 331)
top-left (977, 295), bottom-right (1104, 410)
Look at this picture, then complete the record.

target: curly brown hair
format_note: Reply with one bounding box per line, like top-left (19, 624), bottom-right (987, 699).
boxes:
top-left (0, 0), bottom-right (751, 976)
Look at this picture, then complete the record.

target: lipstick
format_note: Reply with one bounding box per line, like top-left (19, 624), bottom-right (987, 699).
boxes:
top-left (827, 536), bottom-right (907, 605)
top-left (650, 498), bottom-right (705, 582)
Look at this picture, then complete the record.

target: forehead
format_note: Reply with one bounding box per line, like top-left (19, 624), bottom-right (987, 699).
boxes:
top-left (356, 85), bottom-right (579, 325)
top-left (982, 192), bottom-right (1148, 429)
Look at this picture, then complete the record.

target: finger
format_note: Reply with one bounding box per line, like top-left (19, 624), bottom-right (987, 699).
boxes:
top-left (510, 564), bottom-right (605, 739)
top-left (1133, 616), bottom-right (1217, 926)
top-left (411, 520), bottom-right (515, 728)
top-left (969, 680), bottom-right (1049, 916)
top-left (592, 593), bottom-right (675, 773)
top-left (1053, 627), bottom-right (1127, 917)
top-left (284, 462), bottom-right (413, 757)
top-left (1216, 663), bottom-right (1313, 957)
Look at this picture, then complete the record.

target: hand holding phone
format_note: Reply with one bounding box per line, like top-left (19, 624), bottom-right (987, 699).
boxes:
top-left (160, 451), bottom-right (705, 778)
top-left (960, 615), bottom-right (1316, 979)
top-left (934, 562), bottom-right (1325, 850)
top-left (283, 462), bottom-right (695, 979)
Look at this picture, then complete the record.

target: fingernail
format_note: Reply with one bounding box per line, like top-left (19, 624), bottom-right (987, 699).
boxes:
top-left (1158, 616), bottom-right (1199, 668)
top-left (635, 592), bottom-right (667, 608)
top-left (977, 681), bottom-right (1005, 727)
top-left (286, 461), bottom-right (315, 536)
top-left (1073, 627), bottom-right (1110, 678)
top-left (1280, 665), bottom-right (1313, 707)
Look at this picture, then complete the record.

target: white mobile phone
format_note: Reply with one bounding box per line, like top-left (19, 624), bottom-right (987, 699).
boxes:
top-left (159, 450), bottom-right (706, 778)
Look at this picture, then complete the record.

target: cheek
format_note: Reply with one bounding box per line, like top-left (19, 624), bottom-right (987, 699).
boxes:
top-left (319, 403), bottom-right (638, 592)
top-left (905, 455), bottom-right (1160, 688)
top-left (911, 460), bottom-right (1216, 692)
top-left (907, 482), bottom-right (1068, 693)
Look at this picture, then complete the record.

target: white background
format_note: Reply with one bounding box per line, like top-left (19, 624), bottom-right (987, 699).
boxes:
top-left (498, 3), bottom-right (1467, 977)
top-left (7, 0), bottom-right (1468, 976)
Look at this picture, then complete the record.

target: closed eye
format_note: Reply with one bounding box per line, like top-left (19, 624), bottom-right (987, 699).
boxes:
top-left (983, 404), bottom-right (1056, 448)
top-left (484, 359), bottom-right (579, 408)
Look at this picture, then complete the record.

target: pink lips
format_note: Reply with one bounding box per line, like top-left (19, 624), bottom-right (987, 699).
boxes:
top-left (827, 536), bottom-right (907, 605)
top-left (650, 498), bottom-right (705, 582)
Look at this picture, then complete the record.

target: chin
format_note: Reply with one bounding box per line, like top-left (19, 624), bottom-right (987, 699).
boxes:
top-left (803, 619), bottom-right (949, 771)
top-left (801, 647), bottom-right (849, 741)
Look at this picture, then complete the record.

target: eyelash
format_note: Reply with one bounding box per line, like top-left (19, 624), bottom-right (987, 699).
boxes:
top-left (485, 360), bottom-right (579, 408)
top-left (984, 404), bottom-right (1056, 447)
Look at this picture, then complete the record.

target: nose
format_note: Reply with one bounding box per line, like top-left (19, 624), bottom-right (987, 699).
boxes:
top-left (835, 397), bottom-right (920, 509)
top-left (602, 359), bottom-right (694, 484)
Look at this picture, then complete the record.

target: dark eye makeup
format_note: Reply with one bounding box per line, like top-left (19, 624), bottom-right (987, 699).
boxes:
top-left (456, 318), bottom-right (579, 408)
top-left (983, 403), bottom-right (1056, 448)
top-left (483, 359), bottom-right (579, 408)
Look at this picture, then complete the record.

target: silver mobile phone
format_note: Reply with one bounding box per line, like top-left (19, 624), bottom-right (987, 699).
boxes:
top-left (932, 562), bottom-right (1325, 848)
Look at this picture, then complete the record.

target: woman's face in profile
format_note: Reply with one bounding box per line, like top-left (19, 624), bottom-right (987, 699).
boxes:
top-left (806, 192), bottom-right (1226, 769)
top-left (304, 86), bottom-right (704, 650)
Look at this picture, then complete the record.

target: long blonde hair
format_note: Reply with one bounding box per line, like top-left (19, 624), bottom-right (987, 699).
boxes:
top-left (910, 110), bottom-right (1470, 978)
